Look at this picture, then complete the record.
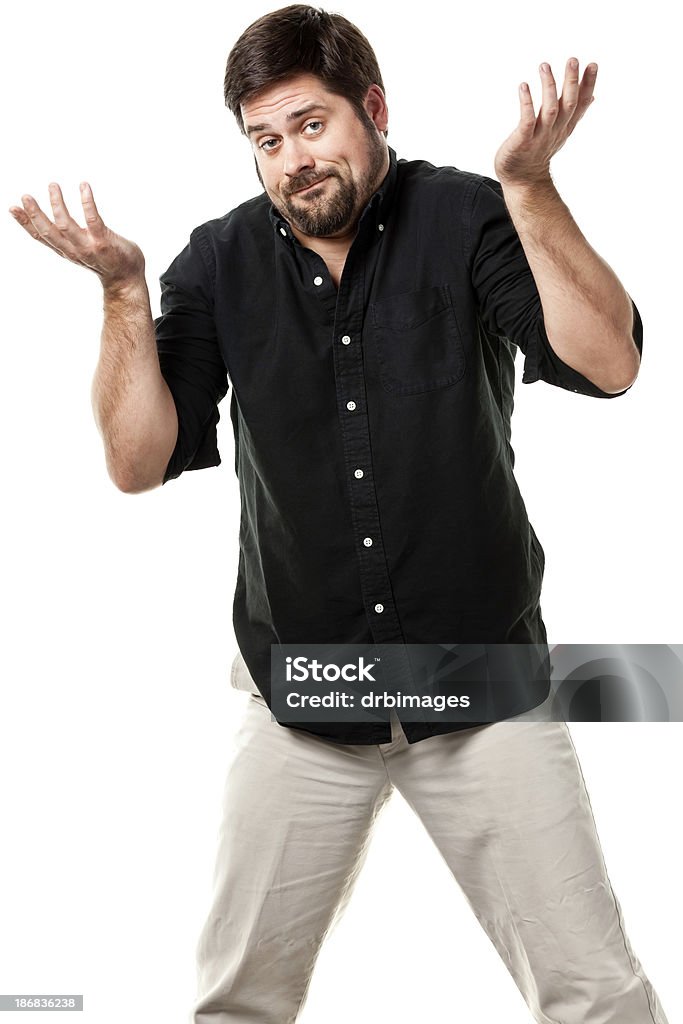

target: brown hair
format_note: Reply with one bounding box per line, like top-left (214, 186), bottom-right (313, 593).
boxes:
top-left (224, 5), bottom-right (388, 138)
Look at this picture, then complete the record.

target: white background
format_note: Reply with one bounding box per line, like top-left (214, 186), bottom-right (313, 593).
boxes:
top-left (1, 0), bottom-right (680, 1021)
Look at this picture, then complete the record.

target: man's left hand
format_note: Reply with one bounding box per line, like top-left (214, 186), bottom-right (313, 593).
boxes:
top-left (494, 59), bottom-right (598, 188)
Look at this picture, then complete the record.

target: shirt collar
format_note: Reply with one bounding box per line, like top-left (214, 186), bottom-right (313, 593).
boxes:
top-left (268, 144), bottom-right (399, 241)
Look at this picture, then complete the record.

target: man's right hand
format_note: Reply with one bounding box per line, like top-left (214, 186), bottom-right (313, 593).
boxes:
top-left (10, 180), bottom-right (177, 492)
top-left (9, 182), bottom-right (145, 292)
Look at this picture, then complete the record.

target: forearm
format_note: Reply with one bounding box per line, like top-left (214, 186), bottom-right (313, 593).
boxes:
top-left (91, 276), bottom-right (178, 492)
top-left (501, 177), bottom-right (640, 393)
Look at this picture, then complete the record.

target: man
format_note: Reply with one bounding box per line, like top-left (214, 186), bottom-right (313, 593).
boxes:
top-left (9, 5), bottom-right (669, 1022)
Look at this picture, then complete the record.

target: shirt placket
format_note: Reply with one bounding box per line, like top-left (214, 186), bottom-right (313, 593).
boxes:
top-left (327, 221), bottom-right (428, 719)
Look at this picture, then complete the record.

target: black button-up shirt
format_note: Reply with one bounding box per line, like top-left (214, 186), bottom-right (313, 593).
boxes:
top-left (154, 145), bottom-right (643, 745)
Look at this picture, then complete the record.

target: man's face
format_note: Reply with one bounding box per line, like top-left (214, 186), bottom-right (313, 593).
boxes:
top-left (241, 72), bottom-right (389, 240)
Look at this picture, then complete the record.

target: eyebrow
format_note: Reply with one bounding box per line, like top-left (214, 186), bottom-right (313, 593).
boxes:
top-left (245, 103), bottom-right (331, 137)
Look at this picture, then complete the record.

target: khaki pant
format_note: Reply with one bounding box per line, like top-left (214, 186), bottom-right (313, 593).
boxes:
top-left (191, 652), bottom-right (669, 1023)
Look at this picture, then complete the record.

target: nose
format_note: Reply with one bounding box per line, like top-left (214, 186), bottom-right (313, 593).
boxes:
top-left (282, 136), bottom-right (315, 180)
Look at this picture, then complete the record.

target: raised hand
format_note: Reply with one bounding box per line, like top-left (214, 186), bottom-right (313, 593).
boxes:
top-left (9, 182), bottom-right (145, 290)
top-left (494, 59), bottom-right (598, 189)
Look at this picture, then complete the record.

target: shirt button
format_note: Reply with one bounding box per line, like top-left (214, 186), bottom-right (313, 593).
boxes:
top-left (280, 227), bottom-right (287, 236)
top-left (363, 537), bottom-right (373, 547)
top-left (374, 603), bottom-right (384, 613)
top-left (378, 223), bottom-right (384, 232)
top-left (346, 400), bottom-right (356, 411)
top-left (341, 335), bottom-right (351, 344)
top-left (354, 469), bottom-right (364, 478)
top-left (313, 275), bottom-right (323, 286)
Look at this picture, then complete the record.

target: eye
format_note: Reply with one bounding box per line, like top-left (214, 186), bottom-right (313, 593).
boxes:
top-left (257, 120), bottom-right (324, 152)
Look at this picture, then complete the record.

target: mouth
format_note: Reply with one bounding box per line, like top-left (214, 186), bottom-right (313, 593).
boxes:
top-left (292, 176), bottom-right (329, 195)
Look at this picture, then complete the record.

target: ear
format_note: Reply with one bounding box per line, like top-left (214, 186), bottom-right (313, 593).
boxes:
top-left (364, 84), bottom-right (389, 133)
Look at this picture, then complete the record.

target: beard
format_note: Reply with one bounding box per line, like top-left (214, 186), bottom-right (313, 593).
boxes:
top-left (259, 116), bottom-right (388, 238)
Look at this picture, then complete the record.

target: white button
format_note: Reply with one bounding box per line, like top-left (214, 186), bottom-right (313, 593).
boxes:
top-left (313, 275), bottom-right (323, 286)
top-left (280, 227), bottom-right (287, 236)
top-left (374, 603), bottom-right (384, 613)
top-left (378, 223), bottom-right (384, 231)
top-left (341, 335), bottom-right (351, 344)
top-left (363, 537), bottom-right (373, 547)
top-left (354, 469), bottom-right (364, 479)
top-left (346, 400), bottom-right (356, 411)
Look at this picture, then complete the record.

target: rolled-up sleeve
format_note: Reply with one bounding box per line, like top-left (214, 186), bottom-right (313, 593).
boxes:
top-left (154, 225), bottom-right (229, 484)
top-left (466, 174), bottom-right (643, 398)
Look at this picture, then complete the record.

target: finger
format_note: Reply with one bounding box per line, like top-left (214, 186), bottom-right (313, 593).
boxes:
top-left (558, 57), bottom-right (580, 126)
top-left (10, 201), bottom-right (68, 256)
top-left (582, 62), bottom-right (598, 103)
top-left (538, 62), bottom-right (559, 127)
top-left (79, 181), bottom-right (106, 237)
top-left (47, 182), bottom-right (83, 240)
top-left (20, 192), bottom-right (81, 259)
top-left (583, 62), bottom-right (598, 96)
top-left (21, 193), bottom-right (64, 246)
top-left (567, 62), bottom-right (598, 129)
top-left (517, 81), bottom-right (536, 138)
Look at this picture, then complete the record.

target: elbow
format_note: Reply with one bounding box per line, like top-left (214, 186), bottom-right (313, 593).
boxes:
top-left (599, 346), bottom-right (642, 394)
top-left (114, 476), bottom-right (162, 495)
top-left (575, 331), bottom-right (641, 394)
top-left (108, 459), bottom-right (165, 494)
top-left (600, 376), bottom-right (639, 395)
top-left (104, 434), bottom-right (175, 494)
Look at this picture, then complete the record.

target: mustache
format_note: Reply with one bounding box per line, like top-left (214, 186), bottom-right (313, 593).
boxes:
top-left (286, 172), bottom-right (335, 196)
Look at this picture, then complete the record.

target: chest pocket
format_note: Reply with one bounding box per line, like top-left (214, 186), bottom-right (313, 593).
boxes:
top-left (370, 284), bottom-right (466, 395)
